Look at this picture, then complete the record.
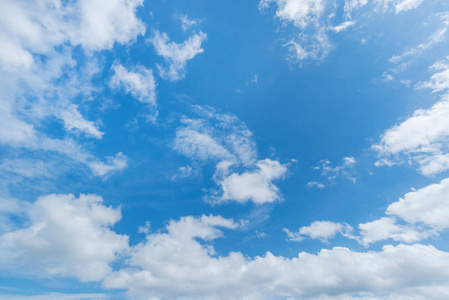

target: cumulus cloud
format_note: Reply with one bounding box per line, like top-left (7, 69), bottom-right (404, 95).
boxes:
top-left (103, 215), bottom-right (449, 299)
top-left (284, 220), bottom-right (354, 243)
top-left (110, 62), bottom-right (157, 105)
top-left (148, 30), bottom-right (207, 81)
top-left (216, 159), bottom-right (287, 204)
top-left (0, 0), bottom-right (145, 65)
top-left (358, 217), bottom-right (429, 246)
top-left (0, 194), bottom-right (129, 282)
top-left (174, 105), bottom-right (288, 204)
top-left (387, 177), bottom-right (449, 230)
top-left (374, 58), bottom-right (449, 176)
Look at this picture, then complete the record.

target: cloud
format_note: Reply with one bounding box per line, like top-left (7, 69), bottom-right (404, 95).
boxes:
top-left (0, 194), bottom-right (129, 282)
top-left (306, 181), bottom-right (326, 188)
top-left (174, 105), bottom-right (288, 204)
top-left (110, 62), bottom-right (157, 105)
top-left (389, 13), bottom-right (449, 69)
top-left (0, 0), bottom-right (146, 178)
top-left (374, 58), bottom-right (449, 176)
top-left (358, 217), bottom-right (428, 246)
top-left (180, 15), bottom-right (199, 32)
top-left (387, 177), bottom-right (449, 230)
top-left (59, 104), bottom-right (104, 139)
top-left (378, 0), bottom-right (424, 14)
top-left (330, 20), bottom-right (356, 33)
top-left (89, 152), bottom-right (128, 178)
top-left (284, 220), bottom-right (354, 243)
top-left (310, 156), bottom-right (357, 186)
top-left (0, 0), bottom-right (145, 63)
top-left (103, 215), bottom-right (449, 299)
top-left (148, 30), bottom-right (207, 81)
top-left (215, 158), bottom-right (288, 204)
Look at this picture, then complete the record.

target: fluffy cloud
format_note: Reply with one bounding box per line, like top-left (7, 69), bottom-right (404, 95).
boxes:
top-left (110, 62), bottom-right (157, 105)
top-left (0, 0), bottom-right (145, 66)
top-left (374, 58), bottom-right (449, 176)
top-left (259, 0), bottom-right (325, 29)
top-left (0, 194), bottom-right (129, 282)
top-left (358, 217), bottom-right (428, 246)
top-left (284, 220), bottom-right (354, 242)
top-left (216, 159), bottom-right (288, 204)
top-left (103, 215), bottom-right (449, 299)
top-left (0, 0), bottom-right (145, 178)
top-left (387, 177), bottom-right (449, 230)
top-left (174, 106), bottom-right (288, 204)
top-left (148, 30), bottom-right (207, 81)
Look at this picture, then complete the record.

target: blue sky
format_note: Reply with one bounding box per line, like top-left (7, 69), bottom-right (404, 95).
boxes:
top-left (1, 0), bottom-right (449, 299)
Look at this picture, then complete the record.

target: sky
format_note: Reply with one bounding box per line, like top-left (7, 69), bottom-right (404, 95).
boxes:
top-left (1, 0), bottom-right (449, 299)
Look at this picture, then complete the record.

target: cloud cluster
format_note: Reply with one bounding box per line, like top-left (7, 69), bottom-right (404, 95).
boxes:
top-left (0, 194), bottom-right (129, 282)
top-left (374, 58), bottom-right (449, 176)
top-left (0, 0), bottom-right (148, 179)
top-left (174, 105), bottom-right (288, 204)
top-left (260, 0), bottom-right (425, 63)
top-left (103, 215), bottom-right (449, 300)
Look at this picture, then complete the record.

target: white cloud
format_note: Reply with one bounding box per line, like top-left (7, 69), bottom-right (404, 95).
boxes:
top-left (103, 215), bottom-right (449, 299)
top-left (215, 159), bottom-right (288, 204)
top-left (0, 194), bottom-right (129, 282)
top-left (0, 0), bottom-right (145, 63)
top-left (148, 30), bottom-right (207, 81)
top-left (374, 58), bottom-right (449, 176)
top-left (312, 156), bottom-right (357, 184)
top-left (110, 62), bottom-right (157, 105)
top-left (0, 0), bottom-right (144, 178)
top-left (389, 13), bottom-right (449, 69)
top-left (377, 0), bottom-right (424, 14)
top-left (259, 0), bottom-right (333, 63)
top-left (180, 15), bottom-right (199, 32)
top-left (174, 106), bottom-right (288, 204)
top-left (344, 0), bottom-right (368, 17)
top-left (374, 94), bottom-right (449, 176)
top-left (89, 152), bottom-right (128, 177)
top-left (387, 177), bottom-right (449, 230)
top-left (358, 217), bottom-right (428, 246)
top-left (284, 221), bottom-right (354, 243)
top-left (59, 104), bottom-right (104, 139)
top-left (306, 181), bottom-right (326, 188)
top-left (259, 0), bottom-right (325, 28)
top-left (331, 20), bottom-right (356, 33)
